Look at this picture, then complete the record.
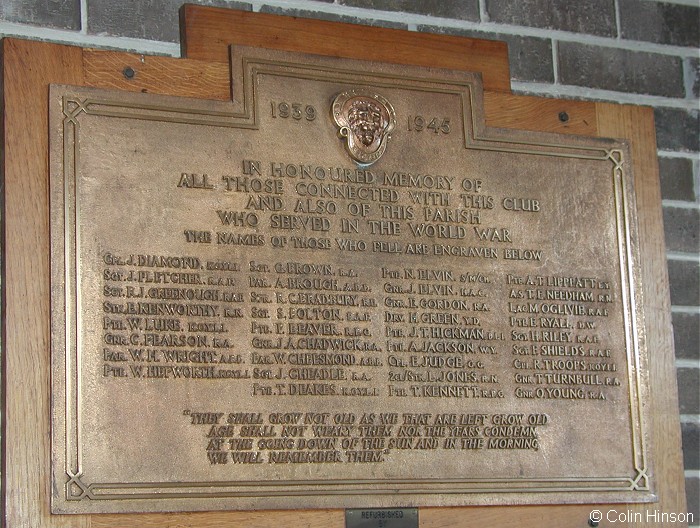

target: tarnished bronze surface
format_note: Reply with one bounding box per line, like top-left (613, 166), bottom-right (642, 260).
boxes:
top-left (50, 46), bottom-right (652, 513)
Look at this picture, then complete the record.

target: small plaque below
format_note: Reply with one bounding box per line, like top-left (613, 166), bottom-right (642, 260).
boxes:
top-left (346, 508), bottom-right (418, 528)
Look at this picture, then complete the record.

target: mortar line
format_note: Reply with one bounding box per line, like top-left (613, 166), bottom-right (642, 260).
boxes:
top-left (478, 0), bottom-right (489, 22)
top-left (1, 6), bottom-right (698, 60)
top-left (676, 359), bottom-right (700, 368)
top-left (662, 199), bottom-right (700, 209)
top-left (683, 57), bottom-right (696, 100)
top-left (511, 81), bottom-right (699, 110)
top-left (0, 21), bottom-right (180, 55)
top-left (695, 158), bottom-right (700, 203)
top-left (244, 0), bottom-right (700, 58)
top-left (658, 151), bottom-right (700, 160)
top-left (667, 251), bottom-right (700, 262)
top-left (80, 0), bottom-right (88, 35)
top-left (658, 0), bottom-right (700, 6)
top-left (224, 0), bottom-right (700, 58)
top-left (671, 306), bottom-right (700, 314)
top-left (613, 0), bottom-right (623, 39)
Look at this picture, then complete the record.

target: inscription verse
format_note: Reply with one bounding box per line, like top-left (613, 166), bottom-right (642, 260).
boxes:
top-left (188, 411), bottom-right (549, 465)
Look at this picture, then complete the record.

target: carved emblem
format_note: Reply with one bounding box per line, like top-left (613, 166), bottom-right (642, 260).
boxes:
top-left (332, 90), bottom-right (396, 165)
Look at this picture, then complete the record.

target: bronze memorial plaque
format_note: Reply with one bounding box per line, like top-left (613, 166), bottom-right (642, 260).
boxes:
top-left (50, 46), bottom-right (653, 513)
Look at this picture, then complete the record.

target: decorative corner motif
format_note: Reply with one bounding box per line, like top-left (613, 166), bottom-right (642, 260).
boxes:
top-left (66, 471), bottom-right (92, 500)
top-left (332, 89), bottom-right (396, 165)
top-left (630, 467), bottom-right (650, 491)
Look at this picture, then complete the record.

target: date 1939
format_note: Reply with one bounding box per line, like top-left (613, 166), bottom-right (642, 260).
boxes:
top-left (271, 101), bottom-right (317, 121)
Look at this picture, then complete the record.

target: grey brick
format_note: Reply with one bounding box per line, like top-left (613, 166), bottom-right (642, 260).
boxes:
top-left (558, 42), bottom-right (684, 98)
top-left (259, 5), bottom-right (408, 29)
top-left (673, 312), bottom-right (700, 361)
top-left (686, 477), bottom-right (699, 525)
top-left (655, 108), bottom-right (700, 153)
top-left (619, 0), bottom-right (699, 48)
top-left (659, 157), bottom-right (696, 202)
top-left (664, 207), bottom-right (700, 254)
top-left (682, 422), bottom-right (700, 470)
top-left (668, 259), bottom-right (700, 307)
top-left (0, 0), bottom-right (80, 30)
top-left (338, 0), bottom-right (479, 21)
top-left (485, 0), bottom-right (616, 37)
top-left (677, 368), bottom-right (700, 414)
top-left (88, 0), bottom-right (251, 42)
top-left (418, 25), bottom-right (553, 83)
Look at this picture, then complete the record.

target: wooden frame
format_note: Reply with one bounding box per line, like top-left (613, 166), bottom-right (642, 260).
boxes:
top-left (1, 5), bottom-right (685, 526)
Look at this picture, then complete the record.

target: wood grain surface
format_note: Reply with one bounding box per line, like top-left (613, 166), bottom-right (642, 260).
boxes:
top-left (2, 38), bottom-right (90, 528)
top-left (1, 7), bottom-right (684, 526)
top-left (483, 91), bottom-right (597, 136)
top-left (179, 4), bottom-right (512, 94)
top-left (81, 50), bottom-right (597, 137)
top-left (83, 50), bottom-right (230, 100)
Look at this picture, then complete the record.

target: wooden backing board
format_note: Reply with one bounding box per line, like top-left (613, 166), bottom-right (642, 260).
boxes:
top-left (81, 50), bottom-right (597, 138)
top-left (178, 4), bottom-right (512, 94)
top-left (1, 6), bottom-right (686, 527)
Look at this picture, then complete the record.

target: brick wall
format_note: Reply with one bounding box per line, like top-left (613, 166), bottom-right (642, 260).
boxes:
top-left (1, 0), bottom-right (698, 521)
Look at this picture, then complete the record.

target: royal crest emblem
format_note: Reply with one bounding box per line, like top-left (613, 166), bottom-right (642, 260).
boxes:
top-left (332, 90), bottom-right (396, 165)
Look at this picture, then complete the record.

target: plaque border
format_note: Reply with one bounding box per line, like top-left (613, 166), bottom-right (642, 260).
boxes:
top-left (50, 48), bottom-right (652, 510)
